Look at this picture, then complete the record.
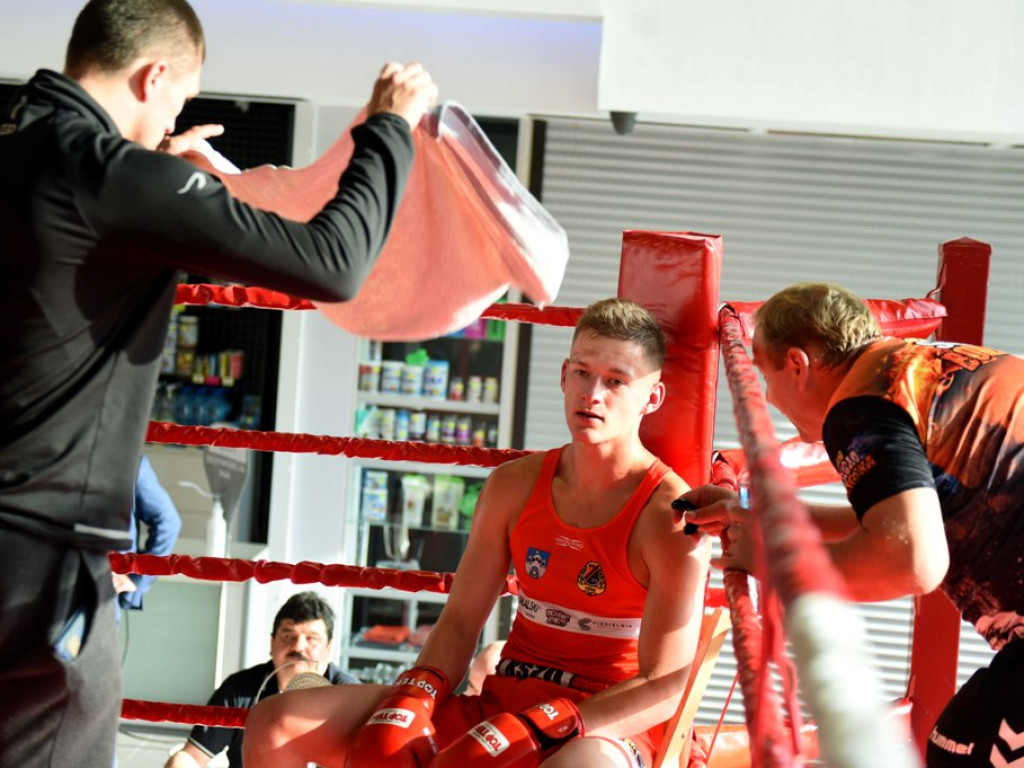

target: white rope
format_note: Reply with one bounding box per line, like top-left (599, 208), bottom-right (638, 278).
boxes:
top-left (786, 593), bottom-right (921, 768)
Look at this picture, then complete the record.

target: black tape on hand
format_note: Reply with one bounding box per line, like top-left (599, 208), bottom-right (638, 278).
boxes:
top-left (671, 498), bottom-right (700, 535)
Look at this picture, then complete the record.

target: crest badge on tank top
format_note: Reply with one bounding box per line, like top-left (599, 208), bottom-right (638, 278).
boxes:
top-left (577, 561), bottom-right (607, 596)
top-left (525, 547), bottom-right (549, 579)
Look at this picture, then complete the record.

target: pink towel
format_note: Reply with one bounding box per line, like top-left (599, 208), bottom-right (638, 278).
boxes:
top-left (185, 103), bottom-right (568, 340)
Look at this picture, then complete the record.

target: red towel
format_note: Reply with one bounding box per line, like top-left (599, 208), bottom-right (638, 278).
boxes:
top-left (185, 103), bottom-right (568, 340)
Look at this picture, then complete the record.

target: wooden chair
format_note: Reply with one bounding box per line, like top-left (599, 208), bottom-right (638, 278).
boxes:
top-left (654, 606), bottom-right (732, 768)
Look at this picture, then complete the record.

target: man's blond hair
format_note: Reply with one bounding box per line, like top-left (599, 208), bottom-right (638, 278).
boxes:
top-left (573, 298), bottom-right (666, 370)
top-left (755, 282), bottom-right (881, 369)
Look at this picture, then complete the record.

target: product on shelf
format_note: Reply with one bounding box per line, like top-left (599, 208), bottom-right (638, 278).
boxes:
top-left (426, 413), bottom-right (442, 442)
top-left (409, 411), bottom-right (427, 441)
top-left (400, 348), bottom-right (429, 397)
top-left (431, 476), bottom-right (465, 530)
top-left (483, 376), bottom-right (499, 404)
top-left (361, 470), bottom-right (389, 522)
top-left (448, 376), bottom-right (465, 401)
top-left (161, 309), bottom-right (180, 375)
top-left (380, 361), bottom-right (403, 394)
top-left (378, 408), bottom-right (396, 441)
top-left (400, 474), bottom-right (430, 527)
top-left (440, 414), bottom-right (457, 444)
top-left (362, 625), bottom-right (410, 645)
top-left (466, 376), bottom-right (483, 403)
top-left (423, 360), bottom-right (449, 398)
top-left (358, 360), bottom-right (382, 393)
top-left (455, 416), bottom-right (472, 446)
top-left (471, 421), bottom-right (487, 448)
top-left (239, 394), bottom-right (262, 429)
top-left (395, 409), bottom-right (410, 441)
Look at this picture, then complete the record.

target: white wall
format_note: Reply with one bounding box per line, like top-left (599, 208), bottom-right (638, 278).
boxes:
top-left (0, 1), bottom-right (602, 118)
top-left (601, 0), bottom-right (1024, 142)
top-left (5, 1), bottom-right (1024, 140)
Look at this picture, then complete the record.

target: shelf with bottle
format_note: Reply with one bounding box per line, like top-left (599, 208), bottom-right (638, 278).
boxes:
top-left (358, 465), bottom-right (485, 540)
top-left (340, 305), bottom-right (516, 676)
top-left (355, 405), bottom-right (500, 451)
top-left (357, 319), bottom-right (504, 404)
top-left (153, 305), bottom-right (270, 430)
top-left (151, 381), bottom-right (263, 430)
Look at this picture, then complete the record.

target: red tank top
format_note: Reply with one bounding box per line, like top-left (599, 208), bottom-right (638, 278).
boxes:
top-left (501, 447), bottom-right (669, 685)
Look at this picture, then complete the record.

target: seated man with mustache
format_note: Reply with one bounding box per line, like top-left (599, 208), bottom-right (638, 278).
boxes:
top-left (165, 591), bottom-right (356, 768)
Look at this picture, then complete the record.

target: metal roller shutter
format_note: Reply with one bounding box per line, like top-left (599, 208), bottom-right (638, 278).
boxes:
top-left (525, 116), bottom-right (1024, 724)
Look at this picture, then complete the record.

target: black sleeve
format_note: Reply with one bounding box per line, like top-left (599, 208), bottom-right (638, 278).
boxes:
top-left (326, 663), bottom-right (359, 685)
top-left (822, 396), bottom-right (935, 522)
top-left (187, 669), bottom-right (258, 757)
top-left (91, 113), bottom-right (414, 303)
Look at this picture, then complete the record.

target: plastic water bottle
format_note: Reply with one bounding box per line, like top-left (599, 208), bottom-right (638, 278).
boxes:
top-left (205, 497), bottom-right (227, 558)
top-left (738, 468), bottom-right (751, 509)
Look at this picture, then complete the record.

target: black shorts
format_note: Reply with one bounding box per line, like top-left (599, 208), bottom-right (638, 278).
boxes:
top-left (925, 639), bottom-right (1024, 767)
top-left (0, 526), bottom-right (121, 768)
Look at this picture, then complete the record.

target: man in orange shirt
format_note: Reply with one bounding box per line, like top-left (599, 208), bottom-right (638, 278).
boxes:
top-left (244, 298), bottom-right (710, 768)
top-left (680, 282), bottom-right (1024, 768)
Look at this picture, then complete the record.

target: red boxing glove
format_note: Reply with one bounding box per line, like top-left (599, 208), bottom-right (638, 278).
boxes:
top-left (432, 697), bottom-right (584, 768)
top-left (346, 665), bottom-right (452, 768)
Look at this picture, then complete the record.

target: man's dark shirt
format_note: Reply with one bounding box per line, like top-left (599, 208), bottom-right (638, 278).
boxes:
top-left (187, 660), bottom-right (357, 767)
top-left (0, 69), bottom-right (413, 549)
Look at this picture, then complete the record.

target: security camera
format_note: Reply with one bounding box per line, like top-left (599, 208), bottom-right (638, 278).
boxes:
top-left (610, 111), bottom-right (637, 135)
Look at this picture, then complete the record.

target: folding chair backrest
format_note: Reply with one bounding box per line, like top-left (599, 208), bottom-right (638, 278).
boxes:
top-left (654, 606), bottom-right (732, 768)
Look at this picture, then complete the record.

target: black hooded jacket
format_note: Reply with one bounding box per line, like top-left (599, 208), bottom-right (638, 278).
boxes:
top-left (0, 69), bottom-right (413, 548)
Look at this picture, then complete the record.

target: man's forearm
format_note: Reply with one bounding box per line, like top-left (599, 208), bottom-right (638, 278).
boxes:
top-left (805, 503), bottom-right (860, 542)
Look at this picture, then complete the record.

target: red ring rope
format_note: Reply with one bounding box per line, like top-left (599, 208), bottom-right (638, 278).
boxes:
top-left (109, 552), bottom-right (518, 596)
top-left (710, 453), bottom-right (794, 766)
top-left (121, 699), bottom-right (248, 728)
top-left (146, 421), bottom-right (531, 467)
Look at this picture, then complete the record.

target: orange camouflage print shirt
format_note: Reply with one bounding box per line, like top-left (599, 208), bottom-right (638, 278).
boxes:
top-left (827, 338), bottom-right (1024, 651)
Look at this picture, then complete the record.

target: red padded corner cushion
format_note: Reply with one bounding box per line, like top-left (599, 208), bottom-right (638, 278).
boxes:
top-left (617, 231), bottom-right (723, 489)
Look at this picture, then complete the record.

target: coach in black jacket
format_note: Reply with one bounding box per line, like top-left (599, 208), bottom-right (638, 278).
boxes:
top-left (0, 1), bottom-right (437, 765)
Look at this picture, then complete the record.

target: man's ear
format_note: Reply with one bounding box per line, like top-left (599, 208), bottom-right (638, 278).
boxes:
top-left (560, 359), bottom-right (568, 391)
top-left (785, 347), bottom-right (813, 390)
top-left (137, 59), bottom-right (170, 102)
top-left (642, 380), bottom-right (666, 416)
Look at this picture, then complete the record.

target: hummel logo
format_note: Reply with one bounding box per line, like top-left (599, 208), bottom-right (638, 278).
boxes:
top-left (177, 172), bottom-right (207, 194)
top-left (991, 720), bottom-right (1024, 767)
top-left (990, 748), bottom-right (1024, 768)
top-left (999, 721), bottom-right (1024, 752)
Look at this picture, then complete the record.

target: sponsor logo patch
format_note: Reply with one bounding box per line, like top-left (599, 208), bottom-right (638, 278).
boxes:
top-left (555, 535), bottom-right (584, 551)
top-left (834, 449), bottom-right (875, 492)
top-left (469, 722), bottom-right (510, 755)
top-left (577, 561), bottom-right (607, 596)
top-left (545, 608), bottom-right (571, 627)
top-left (368, 708), bottom-right (415, 729)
